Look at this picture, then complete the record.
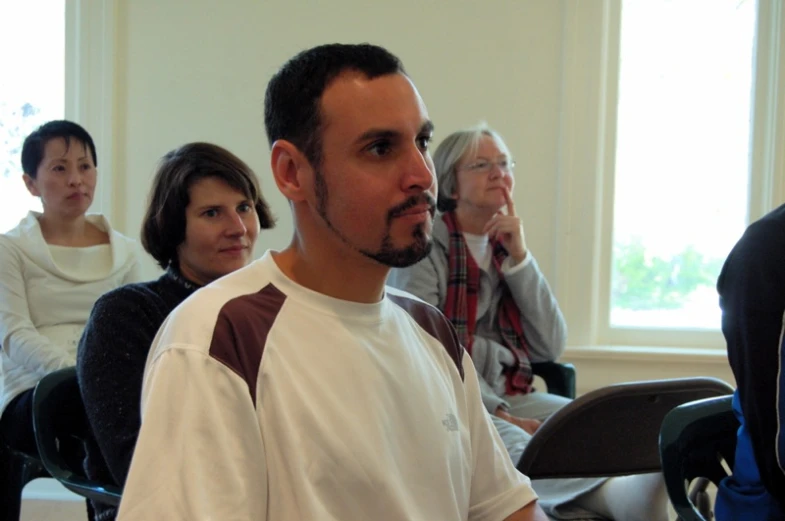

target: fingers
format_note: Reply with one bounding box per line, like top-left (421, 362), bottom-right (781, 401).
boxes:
top-left (482, 212), bottom-right (503, 235)
top-left (523, 419), bottom-right (542, 435)
top-left (512, 417), bottom-right (541, 435)
top-left (484, 216), bottom-right (522, 239)
top-left (503, 187), bottom-right (516, 216)
top-left (484, 221), bottom-right (502, 240)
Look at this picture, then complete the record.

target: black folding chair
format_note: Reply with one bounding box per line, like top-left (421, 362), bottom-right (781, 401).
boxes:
top-left (659, 395), bottom-right (738, 521)
top-left (0, 439), bottom-right (49, 521)
top-left (517, 377), bottom-right (734, 479)
top-left (532, 361), bottom-right (576, 399)
top-left (32, 367), bottom-right (122, 507)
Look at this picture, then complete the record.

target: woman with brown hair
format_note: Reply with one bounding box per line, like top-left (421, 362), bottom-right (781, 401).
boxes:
top-left (77, 142), bottom-right (275, 521)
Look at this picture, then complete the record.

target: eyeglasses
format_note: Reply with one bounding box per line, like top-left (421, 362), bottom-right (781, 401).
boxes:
top-left (459, 159), bottom-right (516, 174)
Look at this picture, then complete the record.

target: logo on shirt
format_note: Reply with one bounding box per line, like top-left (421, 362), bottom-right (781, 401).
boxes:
top-left (442, 413), bottom-right (458, 432)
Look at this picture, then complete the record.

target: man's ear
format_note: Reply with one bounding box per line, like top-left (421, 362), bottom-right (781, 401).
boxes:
top-left (270, 140), bottom-right (312, 203)
top-left (22, 174), bottom-right (40, 197)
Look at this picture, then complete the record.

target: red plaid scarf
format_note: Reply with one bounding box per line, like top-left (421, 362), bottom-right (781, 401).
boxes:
top-left (441, 211), bottom-right (533, 395)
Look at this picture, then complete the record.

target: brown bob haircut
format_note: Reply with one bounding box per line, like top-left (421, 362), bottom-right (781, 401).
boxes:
top-left (141, 142), bottom-right (275, 270)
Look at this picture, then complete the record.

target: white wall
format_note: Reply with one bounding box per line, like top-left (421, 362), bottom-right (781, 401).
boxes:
top-left (106, 0), bottom-right (735, 388)
top-left (112, 0), bottom-right (566, 280)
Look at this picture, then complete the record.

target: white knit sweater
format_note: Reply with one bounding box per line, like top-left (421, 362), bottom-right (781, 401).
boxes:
top-left (0, 211), bottom-right (141, 415)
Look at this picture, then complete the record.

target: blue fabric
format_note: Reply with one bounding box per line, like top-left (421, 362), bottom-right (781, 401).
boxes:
top-left (716, 391), bottom-right (785, 521)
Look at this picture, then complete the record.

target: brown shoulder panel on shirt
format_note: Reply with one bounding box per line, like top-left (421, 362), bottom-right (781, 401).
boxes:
top-left (388, 293), bottom-right (465, 381)
top-left (208, 283), bottom-right (286, 406)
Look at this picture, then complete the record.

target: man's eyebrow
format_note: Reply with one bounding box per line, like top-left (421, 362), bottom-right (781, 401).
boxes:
top-left (419, 120), bottom-right (435, 135)
top-left (353, 120), bottom-right (434, 145)
top-left (354, 129), bottom-right (400, 145)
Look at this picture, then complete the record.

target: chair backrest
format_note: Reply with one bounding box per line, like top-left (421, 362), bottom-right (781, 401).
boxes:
top-left (659, 395), bottom-right (738, 521)
top-left (516, 377), bottom-right (735, 479)
top-left (32, 367), bottom-right (122, 506)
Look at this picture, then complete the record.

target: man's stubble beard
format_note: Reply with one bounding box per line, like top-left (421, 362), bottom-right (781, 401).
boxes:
top-left (313, 168), bottom-right (434, 268)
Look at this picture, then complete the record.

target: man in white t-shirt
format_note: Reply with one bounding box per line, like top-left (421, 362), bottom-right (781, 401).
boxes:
top-left (117, 43), bottom-right (547, 521)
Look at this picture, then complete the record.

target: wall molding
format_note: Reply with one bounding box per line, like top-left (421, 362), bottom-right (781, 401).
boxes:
top-left (563, 345), bottom-right (735, 396)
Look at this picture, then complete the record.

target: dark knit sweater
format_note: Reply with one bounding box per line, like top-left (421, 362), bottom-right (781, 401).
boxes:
top-left (76, 269), bottom-right (199, 521)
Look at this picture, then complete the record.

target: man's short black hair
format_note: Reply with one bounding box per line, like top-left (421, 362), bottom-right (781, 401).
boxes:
top-left (263, 43), bottom-right (406, 168)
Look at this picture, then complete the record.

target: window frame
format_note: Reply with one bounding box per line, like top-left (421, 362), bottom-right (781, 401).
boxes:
top-left (65, 0), bottom-right (117, 224)
top-left (556, 0), bottom-right (785, 351)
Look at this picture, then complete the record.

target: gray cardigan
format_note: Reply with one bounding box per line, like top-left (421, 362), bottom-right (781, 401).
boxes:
top-left (387, 216), bottom-right (567, 414)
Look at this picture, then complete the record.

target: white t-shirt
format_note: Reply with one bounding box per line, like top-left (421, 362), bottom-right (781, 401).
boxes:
top-left (464, 232), bottom-right (492, 271)
top-left (118, 251), bottom-right (537, 521)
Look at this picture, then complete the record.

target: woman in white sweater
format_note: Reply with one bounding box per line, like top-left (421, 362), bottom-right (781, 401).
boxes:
top-left (0, 120), bottom-right (140, 457)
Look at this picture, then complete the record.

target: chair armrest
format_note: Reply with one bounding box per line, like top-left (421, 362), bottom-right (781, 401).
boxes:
top-left (531, 362), bottom-right (576, 399)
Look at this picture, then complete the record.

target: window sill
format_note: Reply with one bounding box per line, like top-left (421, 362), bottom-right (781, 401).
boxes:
top-left (563, 345), bottom-right (729, 365)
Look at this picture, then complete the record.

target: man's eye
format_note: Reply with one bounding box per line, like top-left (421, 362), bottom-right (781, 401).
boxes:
top-left (416, 135), bottom-right (432, 151)
top-left (203, 209), bottom-right (218, 217)
top-left (368, 141), bottom-right (392, 157)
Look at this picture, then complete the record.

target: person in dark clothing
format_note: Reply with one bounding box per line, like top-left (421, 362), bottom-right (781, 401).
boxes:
top-left (715, 202), bottom-right (785, 521)
top-left (76, 142), bottom-right (275, 521)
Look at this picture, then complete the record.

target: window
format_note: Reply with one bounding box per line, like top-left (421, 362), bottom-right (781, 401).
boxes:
top-left (557, 0), bottom-right (784, 349)
top-left (610, 0), bottom-right (757, 330)
top-left (0, 1), bottom-right (117, 233)
top-left (0, 0), bottom-right (66, 233)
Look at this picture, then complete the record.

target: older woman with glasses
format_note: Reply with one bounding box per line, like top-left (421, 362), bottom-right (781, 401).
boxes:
top-left (389, 124), bottom-right (667, 521)
top-left (390, 124), bottom-right (567, 436)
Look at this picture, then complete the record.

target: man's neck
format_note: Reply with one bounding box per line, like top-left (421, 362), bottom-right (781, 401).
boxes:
top-left (273, 236), bottom-right (389, 304)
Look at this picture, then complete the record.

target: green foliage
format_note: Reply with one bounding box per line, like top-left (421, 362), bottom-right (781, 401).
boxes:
top-left (612, 238), bottom-right (724, 310)
top-left (1, 101), bottom-right (40, 179)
